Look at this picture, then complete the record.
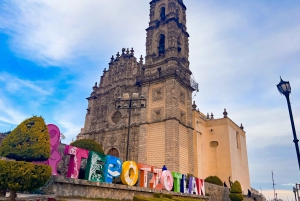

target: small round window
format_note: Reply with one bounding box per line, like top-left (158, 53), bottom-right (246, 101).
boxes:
top-left (210, 141), bottom-right (219, 147)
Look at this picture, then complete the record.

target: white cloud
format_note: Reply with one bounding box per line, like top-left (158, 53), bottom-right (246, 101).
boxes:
top-left (0, 98), bottom-right (27, 125)
top-left (0, 73), bottom-right (52, 95)
top-left (0, 0), bottom-right (148, 66)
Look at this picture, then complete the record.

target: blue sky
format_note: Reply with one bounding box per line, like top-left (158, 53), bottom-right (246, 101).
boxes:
top-left (0, 1), bottom-right (300, 200)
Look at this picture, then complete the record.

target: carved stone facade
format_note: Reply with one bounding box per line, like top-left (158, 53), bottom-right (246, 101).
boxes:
top-left (78, 0), bottom-right (251, 192)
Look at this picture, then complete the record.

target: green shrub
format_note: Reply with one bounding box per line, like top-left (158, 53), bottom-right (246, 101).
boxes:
top-left (71, 139), bottom-right (103, 153)
top-left (0, 116), bottom-right (50, 161)
top-left (229, 194), bottom-right (244, 201)
top-left (229, 181), bottom-right (243, 201)
top-left (230, 181), bottom-right (242, 193)
top-left (0, 160), bottom-right (51, 192)
top-left (204, 176), bottom-right (223, 186)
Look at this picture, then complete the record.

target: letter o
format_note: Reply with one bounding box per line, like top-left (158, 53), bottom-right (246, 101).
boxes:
top-left (120, 161), bottom-right (139, 186)
top-left (161, 170), bottom-right (174, 191)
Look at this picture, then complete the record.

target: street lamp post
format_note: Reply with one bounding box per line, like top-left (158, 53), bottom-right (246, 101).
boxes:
top-left (277, 77), bottom-right (300, 170)
top-left (115, 93), bottom-right (146, 161)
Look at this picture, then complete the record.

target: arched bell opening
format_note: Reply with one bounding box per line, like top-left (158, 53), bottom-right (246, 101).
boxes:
top-left (160, 7), bottom-right (166, 21)
top-left (158, 34), bottom-right (165, 56)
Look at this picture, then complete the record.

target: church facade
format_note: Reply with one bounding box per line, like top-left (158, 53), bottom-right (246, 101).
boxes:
top-left (77, 0), bottom-right (251, 193)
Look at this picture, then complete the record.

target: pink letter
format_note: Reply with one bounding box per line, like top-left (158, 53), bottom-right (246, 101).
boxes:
top-left (196, 178), bottom-right (205, 196)
top-left (137, 163), bottom-right (151, 188)
top-left (64, 145), bottom-right (89, 178)
top-left (35, 124), bottom-right (62, 175)
top-left (161, 170), bottom-right (174, 191)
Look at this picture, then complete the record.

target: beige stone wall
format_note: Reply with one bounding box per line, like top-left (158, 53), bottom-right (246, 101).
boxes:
top-left (147, 122), bottom-right (165, 167)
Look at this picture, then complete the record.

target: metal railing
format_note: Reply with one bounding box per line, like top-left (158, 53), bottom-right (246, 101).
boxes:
top-left (136, 67), bottom-right (198, 91)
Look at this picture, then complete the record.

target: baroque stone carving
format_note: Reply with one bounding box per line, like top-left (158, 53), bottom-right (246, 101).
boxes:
top-left (112, 111), bottom-right (122, 124)
top-left (152, 107), bottom-right (164, 121)
top-left (152, 87), bottom-right (164, 102)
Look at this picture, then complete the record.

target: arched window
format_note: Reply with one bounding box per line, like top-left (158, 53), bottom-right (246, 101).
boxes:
top-left (107, 147), bottom-right (119, 157)
top-left (158, 34), bottom-right (165, 55)
top-left (160, 7), bottom-right (166, 21)
top-left (176, 9), bottom-right (179, 20)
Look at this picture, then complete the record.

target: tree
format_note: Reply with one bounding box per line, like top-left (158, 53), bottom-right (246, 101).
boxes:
top-left (70, 139), bottom-right (104, 153)
top-left (0, 116), bottom-right (52, 201)
top-left (229, 181), bottom-right (244, 201)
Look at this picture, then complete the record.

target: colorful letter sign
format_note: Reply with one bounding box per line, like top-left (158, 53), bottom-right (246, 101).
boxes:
top-left (64, 145), bottom-right (89, 178)
top-left (85, 151), bottom-right (106, 182)
top-left (149, 167), bottom-right (162, 190)
top-left (103, 155), bottom-right (122, 183)
top-left (161, 170), bottom-right (174, 191)
top-left (43, 124), bottom-right (205, 197)
top-left (121, 161), bottom-right (139, 186)
top-left (35, 124), bottom-right (62, 175)
top-left (138, 163), bottom-right (151, 188)
top-left (172, 172), bottom-right (182, 192)
top-left (189, 176), bottom-right (199, 195)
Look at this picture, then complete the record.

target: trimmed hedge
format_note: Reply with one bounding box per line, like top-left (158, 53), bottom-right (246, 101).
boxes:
top-left (0, 160), bottom-right (52, 192)
top-left (71, 139), bottom-right (104, 153)
top-left (204, 176), bottom-right (223, 186)
top-left (229, 194), bottom-right (244, 201)
top-left (231, 181), bottom-right (242, 193)
top-left (0, 116), bottom-right (50, 161)
top-left (229, 181), bottom-right (243, 201)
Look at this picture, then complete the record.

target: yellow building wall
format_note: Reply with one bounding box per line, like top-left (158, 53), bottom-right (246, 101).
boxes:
top-left (193, 110), bottom-right (251, 193)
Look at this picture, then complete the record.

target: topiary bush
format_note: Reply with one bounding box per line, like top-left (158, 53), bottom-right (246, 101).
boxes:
top-left (0, 116), bottom-right (50, 161)
top-left (229, 194), bottom-right (244, 201)
top-left (229, 181), bottom-right (243, 201)
top-left (230, 180), bottom-right (242, 193)
top-left (0, 116), bottom-right (52, 201)
top-left (204, 175), bottom-right (223, 186)
top-left (0, 160), bottom-right (51, 192)
top-left (70, 139), bottom-right (104, 153)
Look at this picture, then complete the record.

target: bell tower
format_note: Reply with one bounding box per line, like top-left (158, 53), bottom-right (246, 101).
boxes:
top-left (137, 0), bottom-right (198, 174)
top-left (145, 0), bottom-right (189, 68)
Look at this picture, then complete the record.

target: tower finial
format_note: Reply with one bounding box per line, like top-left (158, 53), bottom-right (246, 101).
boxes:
top-left (130, 48), bottom-right (134, 56)
top-left (110, 55), bottom-right (114, 63)
top-left (139, 55), bottom-right (144, 64)
top-left (192, 101), bottom-right (197, 110)
top-left (223, 108), bottom-right (228, 118)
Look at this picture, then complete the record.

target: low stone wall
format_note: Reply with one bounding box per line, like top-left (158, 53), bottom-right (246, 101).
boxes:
top-left (50, 176), bottom-right (208, 200)
top-left (204, 183), bottom-right (266, 201)
top-left (205, 182), bottom-right (230, 201)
